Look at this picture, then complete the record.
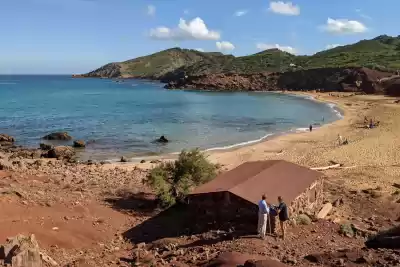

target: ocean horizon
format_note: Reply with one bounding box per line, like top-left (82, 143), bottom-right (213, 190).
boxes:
top-left (0, 75), bottom-right (342, 161)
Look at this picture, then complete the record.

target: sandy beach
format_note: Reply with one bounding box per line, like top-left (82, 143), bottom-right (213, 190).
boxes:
top-left (117, 92), bottom-right (400, 192)
top-left (1, 92), bottom-right (400, 266)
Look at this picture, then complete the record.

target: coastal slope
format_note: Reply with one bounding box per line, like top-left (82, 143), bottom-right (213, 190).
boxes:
top-left (77, 35), bottom-right (400, 95)
top-left (77, 48), bottom-right (231, 79)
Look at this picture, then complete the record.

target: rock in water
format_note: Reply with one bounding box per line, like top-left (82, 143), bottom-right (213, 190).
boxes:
top-left (0, 234), bottom-right (42, 267)
top-left (156, 135), bottom-right (169, 143)
top-left (42, 132), bottom-right (72, 141)
top-left (73, 140), bottom-right (86, 148)
top-left (47, 146), bottom-right (75, 159)
top-left (0, 133), bottom-right (15, 143)
top-left (39, 143), bottom-right (53, 150)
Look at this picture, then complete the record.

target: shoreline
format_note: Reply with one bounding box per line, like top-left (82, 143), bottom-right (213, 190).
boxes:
top-left (103, 91), bottom-right (344, 164)
top-left (103, 91), bottom-right (349, 170)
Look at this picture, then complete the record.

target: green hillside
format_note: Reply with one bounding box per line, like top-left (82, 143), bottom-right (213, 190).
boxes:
top-left (82, 35), bottom-right (400, 79)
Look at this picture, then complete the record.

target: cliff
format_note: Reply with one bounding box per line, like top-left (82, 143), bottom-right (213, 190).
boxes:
top-left (78, 35), bottom-right (400, 95)
top-left (165, 67), bottom-right (394, 95)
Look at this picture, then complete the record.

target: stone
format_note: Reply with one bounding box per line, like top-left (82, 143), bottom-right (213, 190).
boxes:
top-left (42, 132), bottom-right (72, 141)
top-left (155, 135), bottom-right (169, 143)
top-left (73, 140), bottom-right (86, 148)
top-left (304, 254), bottom-right (323, 264)
top-left (39, 143), bottom-right (53, 150)
top-left (317, 203), bottom-right (333, 219)
top-left (0, 234), bottom-right (42, 267)
top-left (140, 160), bottom-right (146, 163)
top-left (0, 159), bottom-right (14, 171)
top-left (244, 258), bottom-right (291, 267)
top-left (47, 146), bottom-right (75, 160)
top-left (0, 133), bottom-right (15, 143)
top-left (120, 156), bottom-right (128, 162)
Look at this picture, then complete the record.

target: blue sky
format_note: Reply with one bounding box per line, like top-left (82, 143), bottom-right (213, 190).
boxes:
top-left (0, 0), bottom-right (399, 74)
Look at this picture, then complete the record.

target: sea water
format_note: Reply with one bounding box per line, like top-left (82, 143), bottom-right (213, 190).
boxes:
top-left (0, 75), bottom-right (342, 161)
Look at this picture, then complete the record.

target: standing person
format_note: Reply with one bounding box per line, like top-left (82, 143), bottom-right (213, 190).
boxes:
top-left (257, 194), bottom-right (269, 239)
top-left (309, 124), bottom-right (313, 132)
top-left (276, 196), bottom-right (289, 240)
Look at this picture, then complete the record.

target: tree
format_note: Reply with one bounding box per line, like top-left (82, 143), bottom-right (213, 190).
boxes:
top-left (145, 149), bottom-right (219, 207)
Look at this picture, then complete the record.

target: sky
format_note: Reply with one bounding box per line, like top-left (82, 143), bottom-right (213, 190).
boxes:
top-left (0, 0), bottom-right (399, 74)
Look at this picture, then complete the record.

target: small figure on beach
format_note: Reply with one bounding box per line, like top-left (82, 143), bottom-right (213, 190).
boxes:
top-left (275, 196), bottom-right (289, 240)
top-left (322, 116), bottom-right (325, 122)
top-left (338, 134), bottom-right (343, 146)
top-left (257, 194), bottom-right (270, 239)
top-left (309, 124), bottom-right (313, 132)
top-left (156, 135), bottom-right (169, 143)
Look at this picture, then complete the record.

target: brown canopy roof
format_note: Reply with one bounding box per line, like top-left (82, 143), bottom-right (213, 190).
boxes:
top-left (190, 160), bottom-right (322, 205)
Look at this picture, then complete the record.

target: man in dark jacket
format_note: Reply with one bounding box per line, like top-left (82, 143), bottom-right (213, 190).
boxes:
top-left (276, 196), bottom-right (289, 239)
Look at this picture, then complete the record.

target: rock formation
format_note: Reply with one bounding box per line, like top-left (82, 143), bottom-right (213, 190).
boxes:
top-left (165, 67), bottom-right (394, 94)
top-left (42, 132), bottom-right (72, 141)
top-left (73, 140), bottom-right (86, 148)
top-left (47, 146), bottom-right (75, 159)
top-left (0, 134), bottom-right (15, 144)
top-left (0, 234), bottom-right (42, 267)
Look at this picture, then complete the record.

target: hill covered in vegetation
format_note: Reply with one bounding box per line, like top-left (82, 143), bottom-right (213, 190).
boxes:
top-left (79, 35), bottom-right (400, 80)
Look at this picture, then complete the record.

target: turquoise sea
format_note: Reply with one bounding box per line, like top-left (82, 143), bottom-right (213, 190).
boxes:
top-left (0, 75), bottom-right (342, 161)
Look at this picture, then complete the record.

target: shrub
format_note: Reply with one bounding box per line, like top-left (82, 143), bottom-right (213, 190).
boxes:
top-left (145, 149), bottom-right (218, 207)
top-left (339, 223), bottom-right (355, 237)
top-left (296, 214), bottom-right (312, 225)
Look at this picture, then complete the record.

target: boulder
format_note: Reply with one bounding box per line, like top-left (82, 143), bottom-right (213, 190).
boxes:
top-left (155, 135), bottom-right (169, 143)
top-left (0, 159), bottom-right (14, 171)
top-left (244, 259), bottom-right (290, 267)
top-left (317, 203), bottom-right (333, 219)
top-left (39, 143), bottom-right (53, 150)
top-left (47, 146), bottom-right (75, 159)
top-left (206, 252), bottom-right (263, 267)
top-left (365, 225), bottom-right (400, 249)
top-left (73, 140), bottom-right (86, 148)
top-left (0, 234), bottom-right (42, 267)
top-left (42, 132), bottom-right (72, 141)
top-left (0, 133), bottom-right (15, 143)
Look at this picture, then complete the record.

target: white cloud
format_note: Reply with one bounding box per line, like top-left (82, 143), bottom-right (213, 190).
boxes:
top-left (195, 48), bottom-right (205, 52)
top-left (149, 17), bottom-right (220, 40)
top-left (216, 41), bottom-right (235, 52)
top-left (234, 10), bottom-right (248, 17)
top-left (325, 44), bottom-right (340, 49)
top-left (321, 18), bottom-right (367, 34)
top-left (269, 1), bottom-right (300, 16)
top-left (147, 5), bottom-right (155, 16)
top-left (183, 9), bottom-right (189, 15)
top-left (256, 43), bottom-right (296, 54)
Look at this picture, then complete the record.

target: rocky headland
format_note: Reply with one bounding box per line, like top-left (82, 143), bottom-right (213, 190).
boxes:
top-left (77, 35), bottom-right (400, 96)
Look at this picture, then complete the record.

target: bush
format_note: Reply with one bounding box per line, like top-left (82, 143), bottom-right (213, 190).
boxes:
top-left (339, 223), bottom-right (355, 237)
top-left (145, 149), bottom-right (218, 207)
top-left (296, 214), bottom-right (312, 225)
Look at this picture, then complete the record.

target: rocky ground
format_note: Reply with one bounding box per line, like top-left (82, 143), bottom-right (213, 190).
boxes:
top-left (1, 93), bottom-right (400, 266)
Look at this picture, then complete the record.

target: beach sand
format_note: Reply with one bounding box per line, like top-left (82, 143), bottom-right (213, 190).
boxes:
top-left (114, 92), bottom-right (400, 193)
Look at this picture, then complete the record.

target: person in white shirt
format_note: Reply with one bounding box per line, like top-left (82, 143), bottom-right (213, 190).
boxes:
top-left (257, 194), bottom-right (269, 239)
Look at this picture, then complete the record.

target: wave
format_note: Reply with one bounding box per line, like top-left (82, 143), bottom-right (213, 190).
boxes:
top-left (205, 133), bottom-right (274, 151)
top-left (326, 103), bottom-right (344, 119)
top-left (0, 82), bottom-right (17, 85)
